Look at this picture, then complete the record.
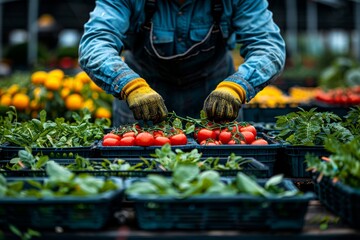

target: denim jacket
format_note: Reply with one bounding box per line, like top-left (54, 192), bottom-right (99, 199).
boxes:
top-left (78, 0), bottom-right (286, 102)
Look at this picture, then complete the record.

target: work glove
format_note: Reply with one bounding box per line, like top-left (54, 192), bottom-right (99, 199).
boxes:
top-left (203, 81), bottom-right (246, 122)
top-left (121, 78), bottom-right (168, 123)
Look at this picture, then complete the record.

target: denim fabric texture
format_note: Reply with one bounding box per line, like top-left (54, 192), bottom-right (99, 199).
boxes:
top-left (78, 0), bottom-right (286, 124)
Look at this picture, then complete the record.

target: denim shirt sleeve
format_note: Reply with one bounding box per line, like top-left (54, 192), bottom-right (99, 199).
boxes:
top-left (224, 0), bottom-right (286, 102)
top-left (78, 0), bottom-right (142, 97)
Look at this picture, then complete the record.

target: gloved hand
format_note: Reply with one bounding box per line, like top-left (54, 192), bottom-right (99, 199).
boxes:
top-left (203, 81), bottom-right (246, 122)
top-left (121, 78), bottom-right (168, 123)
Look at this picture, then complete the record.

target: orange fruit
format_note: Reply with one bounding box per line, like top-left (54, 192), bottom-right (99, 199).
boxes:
top-left (62, 78), bottom-right (74, 89)
top-left (30, 99), bottom-right (41, 110)
top-left (31, 71), bottom-right (48, 85)
top-left (95, 107), bottom-right (111, 119)
top-left (0, 94), bottom-right (12, 106)
top-left (72, 80), bottom-right (84, 93)
top-left (60, 88), bottom-right (71, 99)
top-left (90, 81), bottom-right (103, 92)
top-left (83, 99), bottom-right (95, 112)
top-left (65, 93), bottom-right (83, 110)
top-left (44, 76), bottom-right (62, 91)
top-left (12, 93), bottom-right (30, 110)
top-left (48, 69), bottom-right (64, 80)
top-left (7, 84), bottom-right (20, 95)
top-left (33, 87), bottom-right (42, 99)
top-left (75, 71), bottom-right (91, 84)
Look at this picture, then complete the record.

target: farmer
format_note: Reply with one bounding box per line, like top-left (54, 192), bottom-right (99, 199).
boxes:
top-left (79, 0), bottom-right (285, 125)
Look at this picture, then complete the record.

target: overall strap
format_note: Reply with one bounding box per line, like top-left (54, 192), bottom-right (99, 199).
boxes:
top-left (143, 0), bottom-right (157, 29)
top-left (212, 0), bottom-right (223, 25)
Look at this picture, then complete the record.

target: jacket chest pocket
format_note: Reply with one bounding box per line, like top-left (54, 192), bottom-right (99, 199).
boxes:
top-left (151, 29), bottom-right (175, 57)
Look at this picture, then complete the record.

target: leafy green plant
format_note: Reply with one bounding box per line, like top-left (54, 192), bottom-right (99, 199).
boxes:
top-left (145, 144), bottom-right (251, 171)
top-left (275, 108), bottom-right (353, 146)
top-left (0, 161), bottom-right (120, 198)
top-left (125, 164), bottom-right (299, 198)
top-left (0, 108), bottom-right (109, 147)
top-left (342, 106), bottom-right (360, 136)
top-left (306, 136), bottom-right (360, 188)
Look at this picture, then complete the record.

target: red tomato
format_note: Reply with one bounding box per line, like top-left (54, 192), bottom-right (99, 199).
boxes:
top-left (196, 128), bottom-right (217, 143)
top-left (154, 136), bottom-right (171, 146)
top-left (170, 133), bottom-right (188, 145)
top-left (237, 131), bottom-right (255, 144)
top-left (213, 128), bottom-right (220, 140)
top-left (228, 139), bottom-right (236, 145)
top-left (251, 138), bottom-right (269, 145)
top-left (219, 130), bottom-right (232, 144)
top-left (102, 138), bottom-right (121, 146)
top-left (135, 132), bottom-right (154, 146)
top-left (103, 133), bottom-right (121, 141)
top-left (122, 131), bottom-right (135, 138)
top-left (240, 125), bottom-right (257, 137)
top-left (152, 130), bottom-right (164, 138)
top-left (119, 136), bottom-right (135, 146)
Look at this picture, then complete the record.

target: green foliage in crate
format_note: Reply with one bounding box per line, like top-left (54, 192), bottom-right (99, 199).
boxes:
top-left (126, 164), bottom-right (299, 198)
top-left (0, 107), bottom-right (109, 147)
top-left (0, 161), bottom-right (120, 197)
top-left (275, 107), bottom-right (354, 146)
top-left (306, 136), bottom-right (360, 188)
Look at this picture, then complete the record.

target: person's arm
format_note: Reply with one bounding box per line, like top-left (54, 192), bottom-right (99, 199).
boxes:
top-left (78, 0), bottom-right (167, 122)
top-left (78, 0), bottom-right (140, 97)
top-left (203, 0), bottom-right (285, 122)
top-left (227, 0), bottom-right (286, 101)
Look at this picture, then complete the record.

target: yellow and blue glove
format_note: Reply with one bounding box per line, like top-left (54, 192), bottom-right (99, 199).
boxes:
top-left (121, 78), bottom-right (168, 123)
top-left (203, 81), bottom-right (246, 122)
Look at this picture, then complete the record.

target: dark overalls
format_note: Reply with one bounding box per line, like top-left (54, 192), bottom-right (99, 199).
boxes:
top-left (113, 0), bottom-right (236, 126)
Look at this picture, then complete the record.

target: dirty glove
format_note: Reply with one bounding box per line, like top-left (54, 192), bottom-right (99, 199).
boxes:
top-left (203, 81), bottom-right (246, 122)
top-left (121, 78), bottom-right (168, 123)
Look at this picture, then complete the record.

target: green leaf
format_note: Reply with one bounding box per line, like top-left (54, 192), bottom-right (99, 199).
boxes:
top-left (173, 164), bottom-right (199, 186)
top-left (265, 174), bottom-right (284, 189)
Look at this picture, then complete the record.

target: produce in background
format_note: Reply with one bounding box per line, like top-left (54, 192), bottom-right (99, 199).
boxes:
top-left (319, 57), bottom-right (360, 90)
top-left (0, 69), bottom-right (113, 122)
top-left (247, 85), bottom-right (317, 108)
top-left (314, 86), bottom-right (360, 106)
top-left (274, 107), bottom-right (354, 146)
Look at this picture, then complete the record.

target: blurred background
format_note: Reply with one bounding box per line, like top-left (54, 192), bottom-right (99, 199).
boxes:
top-left (0, 0), bottom-right (359, 123)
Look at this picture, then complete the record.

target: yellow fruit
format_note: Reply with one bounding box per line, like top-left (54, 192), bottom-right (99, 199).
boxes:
top-left (65, 93), bottom-right (83, 110)
top-left (75, 71), bottom-right (91, 84)
top-left (73, 80), bottom-right (84, 93)
top-left (12, 93), bottom-right (30, 110)
top-left (90, 81), bottom-right (103, 92)
top-left (60, 88), bottom-right (71, 99)
top-left (48, 69), bottom-right (64, 80)
top-left (33, 87), bottom-right (42, 99)
top-left (7, 84), bottom-right (20, 95)
top-left (44, 76), bottom-right (62, 91)
top-left (0, 94), bottom-right (12, 106)
top-left (31, 71), bottom-right (48, 85)
top-left (30, 99), bottom-right (40, 110)
top-left (83, 99), bottom-right (95, 112)
top-left (62, 78), bottom-right (74, 89)
top-left (95, 107), bottom-right (111, 119)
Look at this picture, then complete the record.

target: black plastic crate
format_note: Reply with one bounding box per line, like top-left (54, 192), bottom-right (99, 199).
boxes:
top-left (285, 145), bottom-right (330, 178)
top-left (0, 177), bottom-right (124, 230)
top-left (95, 137), bottom-right (198, 158)
top-left (0, 157), bottom-right (270, 178)
top-left (126, 178), bottom-right (314, 230)
top-left (313, 173), bottom-right (360, 229)
top-left (197, 133), bottom-right (280, 176)
top-left (0, 142), bottom-right (97, 160)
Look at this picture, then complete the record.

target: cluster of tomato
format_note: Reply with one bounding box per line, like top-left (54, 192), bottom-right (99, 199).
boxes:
top-left (194, 123), bottom-right (268, 145)
top-left (315, 87), bottom-right (360, 105)
top-left (102, 125), bottom-right (188, 147)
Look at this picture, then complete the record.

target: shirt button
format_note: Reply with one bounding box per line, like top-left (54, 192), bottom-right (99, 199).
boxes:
top-left (177, 37), bottom-right (182, 42)
top-left (178, 11), bottom-right (183, 16)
